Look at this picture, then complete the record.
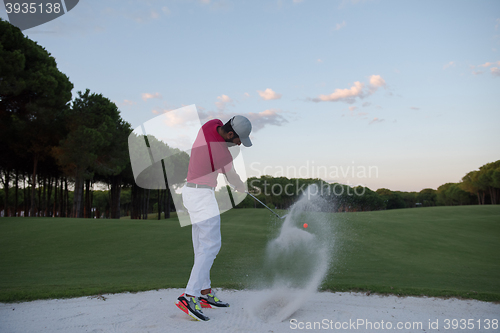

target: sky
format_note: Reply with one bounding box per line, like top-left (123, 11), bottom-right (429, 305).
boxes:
top-left (2, 0), bottom-right (500, 192)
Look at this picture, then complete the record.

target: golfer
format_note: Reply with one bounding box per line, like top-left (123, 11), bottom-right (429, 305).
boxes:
top-left (175, 115), bottom-right (252, 321)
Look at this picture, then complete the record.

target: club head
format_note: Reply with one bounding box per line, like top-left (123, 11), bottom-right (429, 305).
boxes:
top-left (280, 214), bottom-right (288, 219)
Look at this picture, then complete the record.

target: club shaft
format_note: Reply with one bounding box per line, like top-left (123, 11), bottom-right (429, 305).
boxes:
top-left (245, 191), bottom-right (281, 218)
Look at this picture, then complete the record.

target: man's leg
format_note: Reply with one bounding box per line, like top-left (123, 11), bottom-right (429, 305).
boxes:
top-left (186, 220), bottom-right (201, 298)
top-left (185, 214), bottom-right (221, 298)
top-left (177, 186), bottom-right (220, 320)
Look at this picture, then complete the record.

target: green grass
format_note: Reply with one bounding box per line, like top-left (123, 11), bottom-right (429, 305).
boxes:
top-left (119, 212), bottom-right (179, 220)
top-left (0, 205), bottom-right (499, 302)
top-left (324, 206), bottom-right (500, 301)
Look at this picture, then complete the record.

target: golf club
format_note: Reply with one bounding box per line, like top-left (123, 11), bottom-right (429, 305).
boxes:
top-left (245, 191), bottom-right (288, 219)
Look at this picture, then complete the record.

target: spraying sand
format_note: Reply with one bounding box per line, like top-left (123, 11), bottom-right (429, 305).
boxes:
top-left (246, 184), bottom-right (334, 322)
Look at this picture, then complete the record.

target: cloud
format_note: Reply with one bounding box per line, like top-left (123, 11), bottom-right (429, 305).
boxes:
top-left (257, 88), bottom-right (282, 100)
top-left (246, 109), bottom-right (288, 132)
top-left (473, 61), bottom-right (500, 77)
top-left (197, 108), bottom-right (288, 132)
top-left (443, 61), bottom-right (455, 70)
top-left (368, 74), bottom-right (386, 93)
top-left (312, 81), bottom-right (364, 103)
top-left (118, 99), bottom-right (137, 108)
top-left (215, 94), bottom-right (234, 111)
top-left (369, 75), bottom-right (386, 87)
top-left (162, 107), bottom-right (200, 128)
top-left (479, 61), bottom-right (500, 67)
top-left (317, 59), bottom-right (323, 63)
top-left (143, 103), bottom-right (199, 124)
top-left (333, 21), bottom-right (346, 31)
top-left (344, 110), bottom-right (368, 118)
top-left (369, 117), bottom-right (384, 125)
top-left (150, 10), bottom-right (160, 19)
top-left (362, 102), bottom-right (371, 107)
top-left (311, 75), bottom-right (386, 104)
top-left (197, 109), bottom-right (226, 122)
top-left (243, 92), bottom-right (251, 98)
top-left (142, 92), bottom-right (162, 101)
top-left (410, 107), bottom-right (420, 110)
top-left (115, 99), bottom-right (136, 107)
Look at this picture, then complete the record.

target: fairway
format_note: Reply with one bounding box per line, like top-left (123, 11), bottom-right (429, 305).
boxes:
top-left (0, 205), bottom-right (499, 302)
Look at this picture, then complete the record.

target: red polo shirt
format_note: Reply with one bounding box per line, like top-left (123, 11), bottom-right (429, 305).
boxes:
top-left (186, 119), bottom-right (233, 187)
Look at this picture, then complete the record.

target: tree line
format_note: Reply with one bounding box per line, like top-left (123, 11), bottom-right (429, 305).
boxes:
top-left (458, 160), bottom-right (500, 205)
top-left (235, 176), bottom-right (420, 212)
top-left (0, 19), bottom-right (188, 219)
top-left (237, 160), bottom-right (499, 212)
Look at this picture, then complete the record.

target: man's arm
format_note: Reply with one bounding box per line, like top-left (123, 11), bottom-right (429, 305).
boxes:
top-left (222, 164), bottom-right (246, 192)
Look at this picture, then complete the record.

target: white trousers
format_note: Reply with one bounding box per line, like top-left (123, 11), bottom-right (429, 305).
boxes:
top-left (182, 186), bottom-right (221, 297)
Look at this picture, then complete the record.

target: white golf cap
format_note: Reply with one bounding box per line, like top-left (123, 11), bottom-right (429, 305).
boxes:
top-left (231, 115), bottom-right (252, 147)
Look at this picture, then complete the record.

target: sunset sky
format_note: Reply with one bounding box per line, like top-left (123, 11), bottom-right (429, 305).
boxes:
top-left (3, 0), bottom-right (499, 191)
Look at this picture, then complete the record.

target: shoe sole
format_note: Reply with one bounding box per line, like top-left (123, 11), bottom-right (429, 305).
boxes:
top-left (199, 299), bottom-right (213, 309)
top-left (176, 299), bottom-right (209, 321)
top-left (199, 298), bottom-right (230, 308)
